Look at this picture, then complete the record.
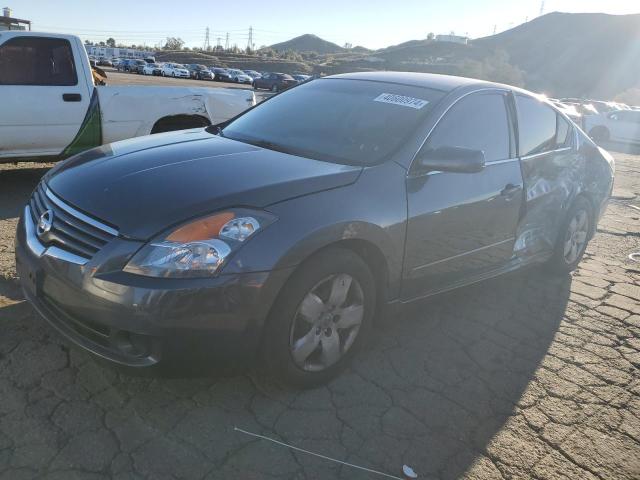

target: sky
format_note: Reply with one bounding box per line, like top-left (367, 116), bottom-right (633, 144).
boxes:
top-left (11, 0), bottom-right (640, 50)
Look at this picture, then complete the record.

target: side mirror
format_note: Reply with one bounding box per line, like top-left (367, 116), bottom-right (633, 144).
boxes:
top-left (416, 146), bottom-right (486, 174)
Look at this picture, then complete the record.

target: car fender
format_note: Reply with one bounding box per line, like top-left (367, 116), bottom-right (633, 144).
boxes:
top-left (223, 161), bottom-right (408, 301)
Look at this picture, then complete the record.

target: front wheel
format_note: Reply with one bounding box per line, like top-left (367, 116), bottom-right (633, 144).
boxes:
top-left (262, 248), bottom-right (376, 388)
top-left (547, 197), bottom-right (593, 273)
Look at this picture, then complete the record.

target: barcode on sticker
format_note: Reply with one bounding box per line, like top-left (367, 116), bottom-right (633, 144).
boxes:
top-left (374, 93), bottom-right (429, 109)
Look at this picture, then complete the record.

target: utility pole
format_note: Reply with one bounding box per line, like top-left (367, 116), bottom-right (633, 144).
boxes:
top-left (493, 24), bottom-right (497, 34)
top-left (225, 32), bottom-right (229, 51)
top-left (247, 26), bottom-right (253, 51)
top-left (204, 27), bottom-right (210, 50)
top-left (539, 0), bottom-right (545, 16)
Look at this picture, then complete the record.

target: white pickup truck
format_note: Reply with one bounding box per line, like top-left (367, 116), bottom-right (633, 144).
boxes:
top-left (0, 31), bottom-right (256, 163)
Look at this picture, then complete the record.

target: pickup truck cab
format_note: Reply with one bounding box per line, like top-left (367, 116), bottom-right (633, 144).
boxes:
top-left (0, 32), bottom-right (256, 163)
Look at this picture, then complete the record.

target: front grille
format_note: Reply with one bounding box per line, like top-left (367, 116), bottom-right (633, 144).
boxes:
top-left (29, 183), bottom-right (118, 261)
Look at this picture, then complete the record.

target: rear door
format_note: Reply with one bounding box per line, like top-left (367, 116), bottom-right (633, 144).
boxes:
top-left (513, 94), bottom-right (579, 259)
top-left (402, 90), bottom-right (524, 299)
top-left (0, 35), bottom-right (91, 158)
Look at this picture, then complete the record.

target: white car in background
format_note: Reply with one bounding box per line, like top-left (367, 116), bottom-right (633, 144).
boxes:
top-left (141, 63), bottom-right (161, 76)
top-left (161, 63), bottom-right (190, 78)
top-left (227, 69), bottom-right (253, 84)
top-left (584, 109), bottom-right (640, 145)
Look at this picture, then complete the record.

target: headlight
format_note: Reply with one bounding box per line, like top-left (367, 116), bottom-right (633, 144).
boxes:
top-left (123, 209), bottom-right (276, 278)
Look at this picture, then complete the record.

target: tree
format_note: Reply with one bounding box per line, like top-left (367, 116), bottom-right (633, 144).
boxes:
top-left (163, 37), bottom-right (184, 50)
top-left (427, 32), bottom-right (435, 40)
top-left (106, 37), bottom-right (116, 47)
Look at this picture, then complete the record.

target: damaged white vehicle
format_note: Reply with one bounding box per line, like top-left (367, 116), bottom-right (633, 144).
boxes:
top-left (0, 32), bottom-right (256, 163)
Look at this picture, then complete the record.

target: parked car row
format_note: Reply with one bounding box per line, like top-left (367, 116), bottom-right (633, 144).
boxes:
top-left (105, 56), bottom-right (313, 90)
top-left (547, 97), bottom-right (640, 145)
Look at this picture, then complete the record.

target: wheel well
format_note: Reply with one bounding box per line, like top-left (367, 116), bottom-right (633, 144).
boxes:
top-left (150, 114), bottom-right (211, 134)
top-left (308, 239), bottom-right (390, 307)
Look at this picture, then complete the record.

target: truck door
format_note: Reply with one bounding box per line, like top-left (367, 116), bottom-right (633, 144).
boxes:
top-left (0, 35), bottom-right (91, 158)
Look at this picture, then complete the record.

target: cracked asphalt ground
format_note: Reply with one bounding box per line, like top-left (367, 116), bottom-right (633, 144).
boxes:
top-left (0, 145), bottom-right (639, 480)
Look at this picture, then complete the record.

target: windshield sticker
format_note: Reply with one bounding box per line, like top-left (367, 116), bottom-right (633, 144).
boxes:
top-left (374, 93), bottom-right (429, 109)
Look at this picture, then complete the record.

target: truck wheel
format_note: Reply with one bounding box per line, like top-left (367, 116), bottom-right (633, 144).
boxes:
top-left (150, 115), bottom-right (211, 134)
top-left (262, 247), bottom-right (376, 388)
top-left (589, 126), bottom-right (610, 143)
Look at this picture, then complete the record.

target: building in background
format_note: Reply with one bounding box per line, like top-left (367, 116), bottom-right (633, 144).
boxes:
top-left (0, 7), bottom-right (31, 30)
top-left (435, 34), bottom-right (468, 45)
top-left (84, 44), bottom-right (156, 60)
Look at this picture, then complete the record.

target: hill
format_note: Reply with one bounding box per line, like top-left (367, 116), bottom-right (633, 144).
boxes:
top-left (474, 12), bottom-right (640, 98)
top-left (269, 34), bottom-right (345, 54)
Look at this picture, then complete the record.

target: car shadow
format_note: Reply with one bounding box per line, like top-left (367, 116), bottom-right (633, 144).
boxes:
top-left (0, 257), bottom-right (571, 478)
top-left (331, 266), bottom-right (572, 478)
top-left (0, 166), bottom-right (50, 221)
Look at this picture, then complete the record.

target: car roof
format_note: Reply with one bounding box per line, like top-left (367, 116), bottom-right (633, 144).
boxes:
top-left (326, 72), bottom-right (491, 93)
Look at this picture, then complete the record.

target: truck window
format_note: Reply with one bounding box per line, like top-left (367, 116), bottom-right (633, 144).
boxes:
top-left (0, 36), bottom-right (78, 86)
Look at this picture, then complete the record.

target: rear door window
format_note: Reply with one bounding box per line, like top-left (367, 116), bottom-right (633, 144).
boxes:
top-left (516, 95), bottom-right (562, 156)
top-left (0, 36), bottom-right (78, 86)
top-left (424, 92), bottom-right (511, 162)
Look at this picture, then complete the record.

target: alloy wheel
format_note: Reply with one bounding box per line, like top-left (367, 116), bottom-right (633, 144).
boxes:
top-left (563, 208), bottom-right (589, 264)
top-left (289, 273), bottom-right (364, 372)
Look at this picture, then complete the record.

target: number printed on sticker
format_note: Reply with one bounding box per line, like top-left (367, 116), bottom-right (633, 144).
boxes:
top-left (374, 93), bottom-right (429, 109)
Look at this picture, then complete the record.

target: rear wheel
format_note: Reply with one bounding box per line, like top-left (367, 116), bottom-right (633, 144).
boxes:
top-left (547, 197), bottom-right (593, 273)
top-left (263, 248), bottom-right (376, 388)
top-left (589, 126), bottom-right (610, 143)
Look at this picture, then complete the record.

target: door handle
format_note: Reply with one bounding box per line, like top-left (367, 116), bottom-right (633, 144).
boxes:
top-left (62, 93), bottom-right (82, 102)
top-left (500, 183), bottom-right (521, 197)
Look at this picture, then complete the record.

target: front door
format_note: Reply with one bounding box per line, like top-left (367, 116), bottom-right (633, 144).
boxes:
top-left (0, 35), bottom-right (90, 159)
top-left (402, 91), bottom-right (523, 299)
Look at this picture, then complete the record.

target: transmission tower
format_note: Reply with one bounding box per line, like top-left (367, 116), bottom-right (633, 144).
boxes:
top-left (216, 37), bottom-right (222, 49)
top-left (247, 26), bottom-right (253, 51)
top-left (539, 1), bottom-right (545, 16)
top-left (204, 27), bottom-right (211, 50)
top-left (225, 32), bottom-right (230, 51)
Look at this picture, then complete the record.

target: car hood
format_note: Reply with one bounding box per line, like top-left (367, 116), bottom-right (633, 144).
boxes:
top-left (45, 130), bottom-right (362, 240)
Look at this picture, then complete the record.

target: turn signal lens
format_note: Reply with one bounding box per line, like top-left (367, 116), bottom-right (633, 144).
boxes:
top-left (166, 212), bottom-right (235, 242)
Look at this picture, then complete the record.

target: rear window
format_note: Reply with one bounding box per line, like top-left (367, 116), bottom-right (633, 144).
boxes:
top-left (222, 78), bottom-right (445, 166)
top-left (0, 36), bottom-right (78, 86)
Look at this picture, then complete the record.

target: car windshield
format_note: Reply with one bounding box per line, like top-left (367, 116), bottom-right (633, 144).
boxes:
top-left (221, 78), bottom-right (445, 166)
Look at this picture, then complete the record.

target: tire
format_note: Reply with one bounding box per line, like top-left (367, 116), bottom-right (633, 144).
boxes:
top-left (547, 196), bottom-right (593, 273)
top-left (589, 126), bottom-right (610, 143)
top-left (262, 247), bottom-right (376, 388)
top-left (271, 84), bottom-right (278, 93)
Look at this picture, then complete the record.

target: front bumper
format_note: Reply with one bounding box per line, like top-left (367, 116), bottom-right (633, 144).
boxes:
top-left (15, 210), bottom-right (292, 372)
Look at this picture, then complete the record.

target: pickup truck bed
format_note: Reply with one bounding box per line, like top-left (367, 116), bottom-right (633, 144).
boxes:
top-left (0, 31), bottom-right (255, 163)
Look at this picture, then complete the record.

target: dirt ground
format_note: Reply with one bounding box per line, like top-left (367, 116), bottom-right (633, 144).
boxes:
top-left (0, 144), bottom-right (638, 479)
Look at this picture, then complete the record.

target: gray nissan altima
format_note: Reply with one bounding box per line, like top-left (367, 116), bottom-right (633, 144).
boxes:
top-left (16, 72), bottom-right (614, 387)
